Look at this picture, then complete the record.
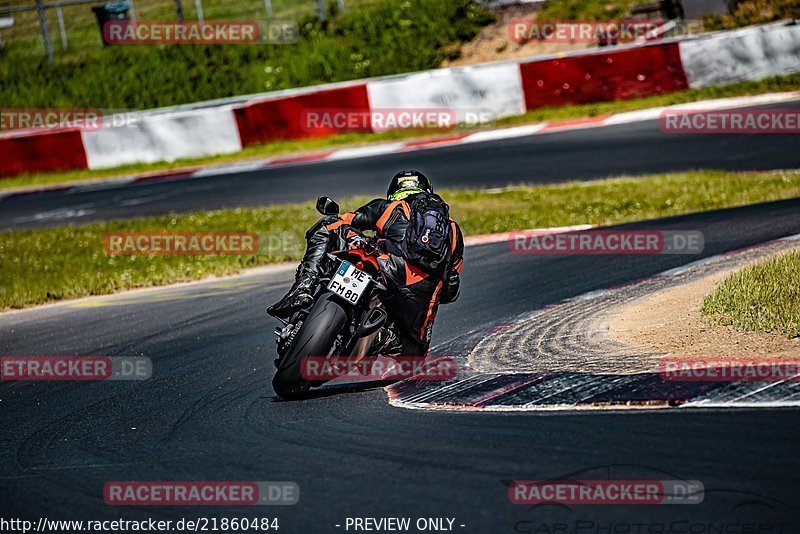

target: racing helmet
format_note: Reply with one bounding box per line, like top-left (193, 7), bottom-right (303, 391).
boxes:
top-left (387, 170), bottom-right (433, 201)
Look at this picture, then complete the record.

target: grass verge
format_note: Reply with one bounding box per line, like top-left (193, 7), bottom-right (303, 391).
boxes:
top-left (2, 169), bottom-right (800, 310)
top-left (2, 73), bottom-right (800, 192)
top-left (702, 250), bottom-right (800, 338)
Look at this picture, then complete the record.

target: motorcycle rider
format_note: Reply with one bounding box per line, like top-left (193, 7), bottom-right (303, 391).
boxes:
top-left (268, 170), bottom-right (463, 356)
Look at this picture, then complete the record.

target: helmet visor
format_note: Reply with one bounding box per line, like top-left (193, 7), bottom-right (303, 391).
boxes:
top-left (388, 174), bottom-right (428, 200)
top-left (389, 187), bottom-right (425, 201)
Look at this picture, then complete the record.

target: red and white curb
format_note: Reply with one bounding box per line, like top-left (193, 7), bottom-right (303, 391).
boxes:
top-left (2, 91), bottom-right (798, 202)
top-left (387, 232), bottom-right (800, 412)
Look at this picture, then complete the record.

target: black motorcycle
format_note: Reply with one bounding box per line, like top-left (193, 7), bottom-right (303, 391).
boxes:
top-left (271, 196), bottom-right (391, 400)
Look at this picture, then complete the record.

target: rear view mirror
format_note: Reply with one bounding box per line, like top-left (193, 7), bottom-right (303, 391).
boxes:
top-left (316, 196), bottom-right (340, 215)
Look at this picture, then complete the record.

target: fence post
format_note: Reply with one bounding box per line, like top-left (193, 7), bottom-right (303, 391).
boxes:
top-left (264, 0), bottom-right (272, 19)
top-left (316, 0), bottom-right (325, 21)
top-left (35, 0), bottom-right (54, 63)
top-left (194, 0), bottom-right (204, 22)
top-left (173, 0), bottom-right (185, 22)
top-left (56, 6), bottom-right (68, 50)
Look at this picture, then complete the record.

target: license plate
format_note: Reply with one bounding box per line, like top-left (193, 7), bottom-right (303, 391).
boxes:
top-left (327, 261), bottom-right (371, 304)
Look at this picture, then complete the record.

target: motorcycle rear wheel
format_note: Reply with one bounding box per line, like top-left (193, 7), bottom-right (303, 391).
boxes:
top-left (272, 294), bottom-right (348, 400)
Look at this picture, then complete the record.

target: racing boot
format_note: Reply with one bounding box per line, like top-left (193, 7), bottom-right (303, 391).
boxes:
top-left (370, 326), bottom-right (403, 357)
top-left (268, 219), bottom-right (332, 318)
top-left (267, 268), bottom-right (318, 318)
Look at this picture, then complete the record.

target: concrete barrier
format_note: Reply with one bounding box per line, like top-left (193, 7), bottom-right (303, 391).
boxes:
top-left (2, 21), bottom-right (799, 178)
top-left (366, 63), bottom-right (526, 130)
top-left (679, 23), bottom-right (800, 88)
top-left (234, 84), bottom-right (370, 146)
top-left (0, 128), bottom-right (87, 176)
top-left (519, 43), bottom-right (688, 108)
top-left (81, 107), bottom-right (242, 169)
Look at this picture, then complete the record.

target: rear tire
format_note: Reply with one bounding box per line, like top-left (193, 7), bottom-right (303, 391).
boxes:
top-left (272, 294), bottom-right (348, 400)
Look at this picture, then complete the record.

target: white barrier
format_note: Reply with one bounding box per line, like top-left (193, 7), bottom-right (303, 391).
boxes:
top-left (9, 22), bottom-right (800, 175)
top-left (81, 107), bottom-right (242, 169)
top-left (679, 23), bottom-right (800, 88)
top-left (366, 62), bottom-right (526, 131)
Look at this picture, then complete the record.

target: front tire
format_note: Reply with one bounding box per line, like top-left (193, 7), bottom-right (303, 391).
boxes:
top-left (272, 294), bottom-right (348, 400)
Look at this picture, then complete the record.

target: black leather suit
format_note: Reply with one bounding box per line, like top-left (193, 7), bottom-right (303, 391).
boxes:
top-left (300, 197), bottom-right (464, 356)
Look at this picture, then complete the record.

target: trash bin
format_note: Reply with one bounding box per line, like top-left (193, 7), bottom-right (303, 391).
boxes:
top-left (92, 1), bottom-right (131, 46)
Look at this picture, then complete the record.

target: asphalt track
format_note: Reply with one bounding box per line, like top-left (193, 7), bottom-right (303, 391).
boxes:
top-left (3, 101), bottom-right (800, 231)
top-left (2, 198), bottom-right (800, 532)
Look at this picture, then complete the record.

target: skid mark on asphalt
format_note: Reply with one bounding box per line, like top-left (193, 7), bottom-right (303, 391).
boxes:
top-left (388, 234), bottom-right (800, 412)
top-left (13, 206), bottom-right (95, 224)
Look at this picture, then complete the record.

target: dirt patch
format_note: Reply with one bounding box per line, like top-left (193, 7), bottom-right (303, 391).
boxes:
top-left (609, 250), bottom-right (800, 358)
top-left (444, 6), bottom-right (592, 67)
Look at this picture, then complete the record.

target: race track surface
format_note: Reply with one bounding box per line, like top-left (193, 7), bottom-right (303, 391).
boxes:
top-left (3, 101), bottom-right (800, 230)
top-left (2, 198), bottom-right (799, 531)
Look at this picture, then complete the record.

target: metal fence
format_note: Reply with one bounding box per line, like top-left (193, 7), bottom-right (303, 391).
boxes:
top-left (0, 0), bottom-right (347, 62)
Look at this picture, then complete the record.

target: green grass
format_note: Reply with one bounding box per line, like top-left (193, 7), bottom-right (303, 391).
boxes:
top-left (2, 169), bottom-right (800, 310)
top-left (536, 0), bottom-right (643, 21)
top-left (703, 0), bottom-right (800, 31)
top-left (0, 0), bottom-right (493, 109)
top-left (702, 250), bottom-right (800, 338)
top-left (2, 0), bottom-right (324, 53)
top-left (3, 72), bottom-right (799, 192)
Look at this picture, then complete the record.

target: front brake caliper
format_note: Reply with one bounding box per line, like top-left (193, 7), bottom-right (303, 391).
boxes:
top-left (275, 320), bottom-right (303, 361)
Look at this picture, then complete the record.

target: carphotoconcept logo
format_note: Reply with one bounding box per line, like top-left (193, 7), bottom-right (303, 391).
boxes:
top-left (104, 481), bottom-right (299, 505)
top-left (661, 358), bottom-right (800, 382)
top-left (0, 356), bottom-right (151, 381)
top-left (509, 230), bottom-right (704, 255)
top-left (104, 232), bottom-right (259, 255)
top-left (661, 109), bottom-right (800, 134)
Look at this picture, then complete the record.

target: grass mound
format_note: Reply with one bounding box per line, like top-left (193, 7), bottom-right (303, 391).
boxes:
top-left (702, 249), bottom-right (800, 338)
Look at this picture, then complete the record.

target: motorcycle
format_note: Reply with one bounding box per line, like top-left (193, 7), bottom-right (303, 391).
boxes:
top-left (271, 196), bottom-right (391, 400)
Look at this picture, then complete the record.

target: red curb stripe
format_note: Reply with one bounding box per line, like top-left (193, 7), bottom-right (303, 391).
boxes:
top-left (402, 133), bottom-right (470, 149)
top-left (540, 115), bottom-right (612, 131)
top-left (132, 170), bottom-right (197, 184)
top-left (269, 152), bottom-right (334, 166)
